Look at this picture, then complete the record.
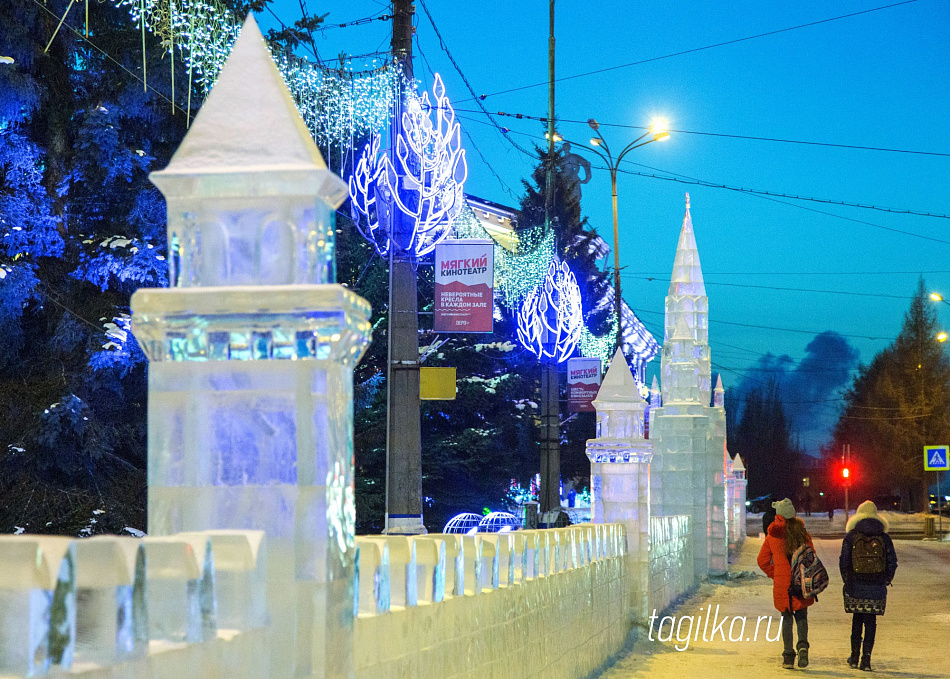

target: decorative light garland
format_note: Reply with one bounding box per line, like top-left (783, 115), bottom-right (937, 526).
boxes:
top-left (452, 208), bottom-right (556, 307)
top-left (113, 0), bottom-right (403, 145)
top-left (579, 314), bottom-right (618, 364)
top-left (349, 74), bottom-right (467, 259)
top-left (516, 259), bottom-right (583, 363)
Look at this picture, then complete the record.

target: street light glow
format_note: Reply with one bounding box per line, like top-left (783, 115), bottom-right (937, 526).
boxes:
top-left (590, 138), bottom-right (601, 146)
top-left (650, 119), bottom-right (670, 141)
top-left (931, 292), bottom-right (943, 301)
top-left (938, 332), bottom-right (948, 342)
top-left (0, 56), bottom-right (14, 65)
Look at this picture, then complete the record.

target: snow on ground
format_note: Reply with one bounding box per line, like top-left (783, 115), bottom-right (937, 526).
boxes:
top-left (598, 536), bottom-right (950, 678)
top-left (750, 510), bottom-right (949, 538)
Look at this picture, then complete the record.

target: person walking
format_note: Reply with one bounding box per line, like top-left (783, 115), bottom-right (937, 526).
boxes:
top-left (757, 498), bottom-right (815, 669)
top-left (839, 500), bottom-right (897, 671)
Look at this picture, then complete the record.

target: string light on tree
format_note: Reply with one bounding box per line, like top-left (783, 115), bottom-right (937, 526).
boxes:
top-left (349, 74), bottom-right (467, 258)
top-left (517, 259), bottom-right (583, 363)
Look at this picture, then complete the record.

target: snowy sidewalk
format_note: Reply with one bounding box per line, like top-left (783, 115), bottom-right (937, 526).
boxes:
top-left (599, 537), bottom-right (950, 678)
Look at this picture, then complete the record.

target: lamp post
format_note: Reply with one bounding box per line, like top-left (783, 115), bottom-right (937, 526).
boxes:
top-left (929, 292), bottom-right (948, 537)
top-left (571, 119), bottom-right (670, 355)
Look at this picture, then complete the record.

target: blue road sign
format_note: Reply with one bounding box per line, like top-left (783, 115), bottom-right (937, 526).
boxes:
top-left (924, 445), bottom-right (950, 471)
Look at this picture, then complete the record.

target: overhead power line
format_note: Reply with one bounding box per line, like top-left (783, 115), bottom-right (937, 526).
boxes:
top-left (477, 123), bottom-right (950, 239)
top-left (415, 0), bottom-right (534, 159)
top-left (608, 165), bottom-right (950, 220)
top-left (622, 275), bottom-right (915, 300)
top-left (459, 0), bottom-right (919, 101)
top-left (465, 109), bottom-right (950, 159)
top-left (628, 269), bottom-right (950, 277)
top-left (635, 308), bottom-right (894, 341)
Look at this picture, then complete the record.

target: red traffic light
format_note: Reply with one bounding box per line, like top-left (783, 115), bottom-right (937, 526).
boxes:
top-left (842, 467), bottom-right (850, 479)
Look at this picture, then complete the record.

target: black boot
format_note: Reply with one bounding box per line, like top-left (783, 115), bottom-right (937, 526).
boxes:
top-left (848, 637), bottom-right (861, 668)
top-left (860, 654), bottom-right (872, 671)
top-left (783, 652), bottom-right (796, 669)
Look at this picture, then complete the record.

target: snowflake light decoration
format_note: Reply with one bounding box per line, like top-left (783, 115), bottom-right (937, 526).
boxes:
top-left (517, 259), bottom-right (583, 363)
top-left (349, 74), bottom-right (468, 258)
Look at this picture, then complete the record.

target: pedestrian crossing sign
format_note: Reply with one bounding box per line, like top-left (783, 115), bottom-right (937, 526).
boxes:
top-left (924, 445), bottom-right (950, 471)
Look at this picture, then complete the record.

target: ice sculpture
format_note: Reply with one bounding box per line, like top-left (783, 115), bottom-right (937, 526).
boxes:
top-left (586, 349), bottom-right (653, 622)
top-left (649, 195), bottom-right (728, 580)
top-left (131, 15), bottom-right (370, 679)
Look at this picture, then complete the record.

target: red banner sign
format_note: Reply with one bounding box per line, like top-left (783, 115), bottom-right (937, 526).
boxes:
top-left (434, 240), bottom-right (494, 333)
top-left (567, 357), bottom-right (602, 412)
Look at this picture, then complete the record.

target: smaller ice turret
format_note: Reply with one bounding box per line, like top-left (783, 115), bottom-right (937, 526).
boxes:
top-left (713, 373), bottom-right (724, 407)
top-left (586, 350), bottom-right (653, 623)
top-left (649, 375), bottom-right (661, 408)
top-left (591, 349), bottom-right (648, 444)
top-left (151, 15), bottom-right (346, 288)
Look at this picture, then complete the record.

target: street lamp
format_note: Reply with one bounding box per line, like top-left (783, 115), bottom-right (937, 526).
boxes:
top-left (572, 118), bottom-right (670, 354)
top-left (0, 56), bottom-right (14, 65)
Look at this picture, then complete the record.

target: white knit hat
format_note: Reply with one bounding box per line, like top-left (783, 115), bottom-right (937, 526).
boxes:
top-left (772, 497), bottom-right (796, 520)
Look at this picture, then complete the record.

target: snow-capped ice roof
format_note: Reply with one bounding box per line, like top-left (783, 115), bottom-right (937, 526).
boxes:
top-left (595, 349), bottom-right (644, 403)
top-left (156, 14), bottom-right (327, 177)
top-left (671, 314), bottom-right (693, 342)
top-left (668, 193), bottom-right (706, 297)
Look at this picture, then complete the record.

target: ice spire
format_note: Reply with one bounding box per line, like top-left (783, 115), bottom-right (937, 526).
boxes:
top-left (662, 194), bottom-right (711, 405)
top-left (714, 374), bottom-right (724, 407)
top-left (650, 376), bottom-right (661, 408)
top-left (668, 193), bottom-right (705, 298)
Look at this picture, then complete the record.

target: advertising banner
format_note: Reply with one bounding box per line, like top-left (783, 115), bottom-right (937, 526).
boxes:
top-left (567, 357), bottom-right (602, 412)
top-left (434, 239), bottom-right (494, 333)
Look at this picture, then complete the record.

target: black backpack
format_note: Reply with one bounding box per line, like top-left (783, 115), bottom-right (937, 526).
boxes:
top-left (852, 532), bottom-right (886, 575)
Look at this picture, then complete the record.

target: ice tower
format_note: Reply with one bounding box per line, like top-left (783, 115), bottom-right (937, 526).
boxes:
top-left (131, 16), bottom-right (371, 679)
top-left (586, 350), bottom-right (653, 623)
top-left (649, 195), bottom-right (727, 579)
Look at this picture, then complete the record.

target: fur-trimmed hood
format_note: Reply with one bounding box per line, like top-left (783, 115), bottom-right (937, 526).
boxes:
top-left (846, 500), bottom-right (889, 533)
top-left (767, 514), bottom-right (787, 538)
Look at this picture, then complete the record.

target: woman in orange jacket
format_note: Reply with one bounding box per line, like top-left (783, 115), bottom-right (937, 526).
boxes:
top-left (757, 498), bottom-right (815, 669)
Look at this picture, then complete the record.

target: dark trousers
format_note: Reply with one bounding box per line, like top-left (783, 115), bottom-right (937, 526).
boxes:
top-left (781, 608), bottom-right (809, 656)
top-left (851, 613), bottom-right (877, 656)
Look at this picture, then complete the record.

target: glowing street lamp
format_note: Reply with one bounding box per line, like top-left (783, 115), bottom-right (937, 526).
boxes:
top-left (568, 117), bottom-right (672, 355)
top-left (0, 56), bottom-right (14, 65)
top-left (938, 332), bottom-right (948, 343)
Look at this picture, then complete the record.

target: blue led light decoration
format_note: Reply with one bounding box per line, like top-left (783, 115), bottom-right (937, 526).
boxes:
top-left (517, 259), bottom-right (584, 363)
top-left (349, 74), bottom-right (468, 258)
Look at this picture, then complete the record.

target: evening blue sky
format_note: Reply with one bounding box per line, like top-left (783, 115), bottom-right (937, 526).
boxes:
top-left (265, 0), bottom-right (950, 451)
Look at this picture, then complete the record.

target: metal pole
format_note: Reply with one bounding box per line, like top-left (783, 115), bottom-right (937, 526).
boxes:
top-left (384, 0), bottom-right (425, 535)
top-left (538, 0), bottom-right (560, 518)
top-left (939, 470), bottom-right (943, 538)
top-left (610, 167), bottom-right (622, 356)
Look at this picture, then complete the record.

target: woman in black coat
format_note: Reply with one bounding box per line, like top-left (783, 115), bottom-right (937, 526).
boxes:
top-left (839, 500), bottom-right (898, 671)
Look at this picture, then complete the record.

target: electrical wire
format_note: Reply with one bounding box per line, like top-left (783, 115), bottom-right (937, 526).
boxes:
top-left (467, 109), bottom-right (950, 159)
top-left (484, 124), bottom-right (950, 243)
top-left (634, 308), bottom-right (894, 341)
top-left (414, 35), bottom-right (519, 199)
top-left (622, 275), bottom-right (916, 300)
top-left (415, 0), bottom-right (534, 158)
top-left (458, 1), bottom-right (919, 101)
top-left (29, 0), bottom-right (191, 118)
